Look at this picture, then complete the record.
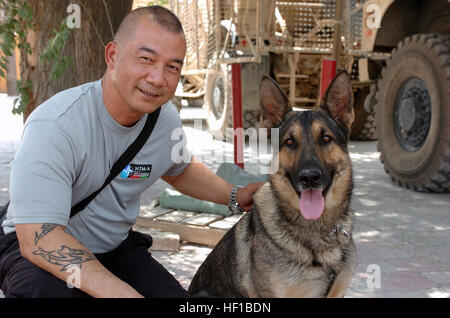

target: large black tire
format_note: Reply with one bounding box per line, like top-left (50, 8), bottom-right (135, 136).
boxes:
top-left (204, 63), bottom-right (232, 139)
top-left (375, 33), bottom-right (450, 192)
top-left (350, 87), bottom-right (377, 141)
top-left (354, 112), bottom-right (376, 140)
top-left (204, 64), bottom-right (260, 140)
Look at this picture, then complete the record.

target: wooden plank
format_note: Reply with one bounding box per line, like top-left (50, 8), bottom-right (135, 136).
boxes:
top-left (139, 205), bottom-right (174, 220)
top-left (358, 58), bottom-right (370, 82)
top-left (294, 98), bottom-right (316, 103)
top-left (135, 218), bottom-right (226, 246)
top-left (288, 53), bottom-right (300, 106)
top-left (182, 213), bottom-right (224, 226)
top-left (181, 69), bottom-right (207, 76)
top-left (0, 75), bottom-right (6, 93)
top-left (155, 210), bottom-right (197, 223)
top-left (275, 73), bottom-right (309, 79)
top-left (208, 215), bottom-right (243, 230)
top-left (0, 49), bottom-right (6, 93)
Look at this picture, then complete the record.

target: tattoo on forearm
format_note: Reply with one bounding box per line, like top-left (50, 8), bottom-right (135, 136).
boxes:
top-left (34, 223), bottom-right (69, 246)
top-left (32, 245), bottom-right (96, 272)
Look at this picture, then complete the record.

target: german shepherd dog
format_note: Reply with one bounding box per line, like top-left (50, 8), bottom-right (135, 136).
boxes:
top-left (189, 71), bottom-right (356, 298)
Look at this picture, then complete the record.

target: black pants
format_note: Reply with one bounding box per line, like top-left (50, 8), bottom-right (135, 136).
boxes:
top-left (0, 224), bottom-right (189, 298)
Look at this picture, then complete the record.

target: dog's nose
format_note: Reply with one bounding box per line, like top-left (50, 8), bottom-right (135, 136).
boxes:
top-left (298, 168), bottom-right (323, 189)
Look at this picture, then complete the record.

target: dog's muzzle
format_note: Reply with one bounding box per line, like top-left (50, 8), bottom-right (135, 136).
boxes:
top-left (298, 167), bottom-right (323, 190)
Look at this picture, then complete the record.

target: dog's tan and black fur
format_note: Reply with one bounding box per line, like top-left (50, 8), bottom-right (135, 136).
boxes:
top-left (188, 71), bottom-right (356, 298)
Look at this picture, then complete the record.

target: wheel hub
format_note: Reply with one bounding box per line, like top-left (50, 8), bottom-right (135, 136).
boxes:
top-left (398, 98), bottom-right (417, 131)
top-left (394, 78), bottom-right (431, 152)
top-left (213, 86), bottom-right (221, 110)
top-left (212, 76), bottom-right (225, 120)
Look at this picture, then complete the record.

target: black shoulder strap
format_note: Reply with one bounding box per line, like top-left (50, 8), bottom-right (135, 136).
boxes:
top-left (70, 107), bottom-right (161, 218)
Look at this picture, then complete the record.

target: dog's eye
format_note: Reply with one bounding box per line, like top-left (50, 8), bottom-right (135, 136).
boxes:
top-left (322, 135), bottom-right (332, 144)
top-left (285, 138), bottom-right (296, 147)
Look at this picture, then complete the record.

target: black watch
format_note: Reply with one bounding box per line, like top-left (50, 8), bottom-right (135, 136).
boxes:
top-left (228, 186), bottom-right (244, 215)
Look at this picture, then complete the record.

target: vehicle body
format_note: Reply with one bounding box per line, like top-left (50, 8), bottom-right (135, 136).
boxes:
top-left (171, 0), bottom-right (449, 192)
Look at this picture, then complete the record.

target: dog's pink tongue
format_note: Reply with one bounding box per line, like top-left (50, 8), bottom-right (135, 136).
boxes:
top-left (299, 189), bottom-right (325, 220)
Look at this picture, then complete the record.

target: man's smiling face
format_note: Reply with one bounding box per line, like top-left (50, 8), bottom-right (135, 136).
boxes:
top-left (109, 18), bottom-right (186, 117)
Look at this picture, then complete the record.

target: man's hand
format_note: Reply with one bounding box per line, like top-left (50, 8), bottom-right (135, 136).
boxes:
top-left (236, 182), bottom-right (264, 212)
top-left (162, 157), bottom-right (265, 211)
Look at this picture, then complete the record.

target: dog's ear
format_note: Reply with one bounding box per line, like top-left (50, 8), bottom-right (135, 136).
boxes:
top-left (320, 71), bottom-right (354, 133)
top-left (260, 75), bottom-right (292, 129)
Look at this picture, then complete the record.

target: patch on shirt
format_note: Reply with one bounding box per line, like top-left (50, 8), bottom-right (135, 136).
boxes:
top-left (120, 164), bottom-right (152, 179)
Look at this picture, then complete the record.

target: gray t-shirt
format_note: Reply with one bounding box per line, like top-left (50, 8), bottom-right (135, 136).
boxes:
top-left (2, 79), bottom-right (191, 253)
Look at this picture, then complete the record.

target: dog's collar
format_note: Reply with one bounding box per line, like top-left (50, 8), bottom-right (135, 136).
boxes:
top-left (331, 224), bottom-right (349, 237)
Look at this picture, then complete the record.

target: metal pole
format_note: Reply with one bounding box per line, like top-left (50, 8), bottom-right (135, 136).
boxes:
top-left (215, 0), bottom-right (221, 60)
top-left (319, 58), bottom-right (337, 101)
top-left (332, 0), bottom-right (344, 64)
top-left (231, 63), bottom-right (244, 169)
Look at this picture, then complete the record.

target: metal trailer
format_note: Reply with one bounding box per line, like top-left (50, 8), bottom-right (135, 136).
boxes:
top-left (171, 0), bottom-right (449, 192)
top-left (170, 0), bottom-right (373, 135)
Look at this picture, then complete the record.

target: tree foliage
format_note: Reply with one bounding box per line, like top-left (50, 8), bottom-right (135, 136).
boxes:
top-left (0, 0), bottom-right (133, 119)
top-left (0, 0), bottom-right (34, 114)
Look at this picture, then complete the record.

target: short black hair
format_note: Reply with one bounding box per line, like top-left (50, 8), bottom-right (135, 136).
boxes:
top-left (114, 5), bottom-right (184, 44)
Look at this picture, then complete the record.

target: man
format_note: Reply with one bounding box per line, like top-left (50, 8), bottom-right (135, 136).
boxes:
top-left (0, 6), bottom-right (261, 298)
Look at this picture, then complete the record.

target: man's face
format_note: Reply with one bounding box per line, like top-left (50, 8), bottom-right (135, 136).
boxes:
top-left (110, 19), bottom-right (186, 116)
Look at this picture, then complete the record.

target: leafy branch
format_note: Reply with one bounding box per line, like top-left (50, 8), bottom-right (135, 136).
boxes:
top-left (0, 0), bottom-right (33, 115)
top-left (0, 0), bottom-right (73, 116)
top-left (40, 19), bottom-right (74, 81)
top-left (0, 0), bottom-right (33, 78)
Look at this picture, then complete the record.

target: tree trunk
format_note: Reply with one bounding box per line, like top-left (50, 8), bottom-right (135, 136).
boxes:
top-left (20, 0), bottom-right (133, 121)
